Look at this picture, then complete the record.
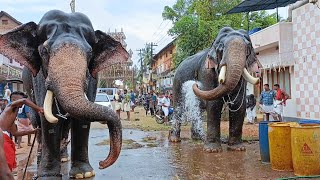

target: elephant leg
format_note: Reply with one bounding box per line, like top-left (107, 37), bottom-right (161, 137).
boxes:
top-left (61, 119), bottom-right (71, 163)
top-left (204, 100), bottom-right (223, 153)
top-left (227, 102), bottom-right (246, 151)
top-left (69, 118), bottom-right (94, 179)
top-left (38, 119), bottom-right (62, 180)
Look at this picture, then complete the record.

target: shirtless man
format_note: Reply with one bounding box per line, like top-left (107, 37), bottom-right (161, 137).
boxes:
top-left (0, 97), bottom-right (43, 175)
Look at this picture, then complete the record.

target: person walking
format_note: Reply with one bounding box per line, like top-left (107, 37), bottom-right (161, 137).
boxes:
top-left (162, 93), bottom-right (171, 125)
top-left (273, 84), bottom-right (289, 121)
top-left (123, 89), bottom-right (131, 121)
top-left (130, 90), bottom-right (136, 112)
top-left (246, 94), bottom-right (256, 124)
top-left (3, 85), bottom-right (11, 102)
top-left (259, 84), bottom-right (275, 121)
top-left (114, 90), bottom-right (123, 119)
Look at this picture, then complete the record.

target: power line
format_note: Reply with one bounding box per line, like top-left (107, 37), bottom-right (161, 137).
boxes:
top-left (152, 21), bottom-right (171, 42)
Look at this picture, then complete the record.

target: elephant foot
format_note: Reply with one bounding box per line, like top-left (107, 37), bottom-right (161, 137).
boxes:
top-left (61, 147), bottom-right (70, 163)
top-left (227, 143), bottom-right (246, 151)
top-left (203, 142), bottom-right (222, 153)
top-left (70, 162), bottom-right (95, 179)
top-left (168, 129), bottom-right (181, 143)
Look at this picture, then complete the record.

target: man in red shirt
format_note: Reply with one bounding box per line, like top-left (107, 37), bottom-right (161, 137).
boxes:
top-left (273, 84), bottom-right (289, 121)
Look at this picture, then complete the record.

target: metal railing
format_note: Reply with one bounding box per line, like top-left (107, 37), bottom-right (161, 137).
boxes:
top-left (0, 64), bottom-right (22, 79)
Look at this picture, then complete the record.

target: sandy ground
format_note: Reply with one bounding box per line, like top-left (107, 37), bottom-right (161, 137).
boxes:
top-left (14, 106), bottom-right (270, 179)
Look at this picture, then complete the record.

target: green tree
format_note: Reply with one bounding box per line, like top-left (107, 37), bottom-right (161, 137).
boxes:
top-left (163, 0), bottom-right (279, 68)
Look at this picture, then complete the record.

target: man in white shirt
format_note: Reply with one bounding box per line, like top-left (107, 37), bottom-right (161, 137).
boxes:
top-left (162, 93), bottom-right (171, 125)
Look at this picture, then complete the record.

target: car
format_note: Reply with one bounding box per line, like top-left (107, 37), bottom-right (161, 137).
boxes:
top-left (94, 93), bottom-right (113, 110)
top-left (97, 88), bottom-right (117, 101)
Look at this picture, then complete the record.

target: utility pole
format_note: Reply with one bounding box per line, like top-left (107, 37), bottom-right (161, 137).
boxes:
top-left (70, 0), bottom-right (75, 13)
top-left (136, 49), bottom-right (143, 93)
top-left (149, 42), bottom-right (157, 91)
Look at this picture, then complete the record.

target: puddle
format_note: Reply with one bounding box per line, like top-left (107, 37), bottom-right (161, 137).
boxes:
top-left (20, 129), bottom-right (294, 180)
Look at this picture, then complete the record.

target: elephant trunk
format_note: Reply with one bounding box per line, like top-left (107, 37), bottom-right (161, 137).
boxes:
top-left (46, 44), bottom-right (121, 169)
top-left (193, 37), bottom-right (247, 101)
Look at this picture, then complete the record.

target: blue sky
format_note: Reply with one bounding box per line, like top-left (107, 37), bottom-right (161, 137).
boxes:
top-left (0, 0), bottom-right (288, 67)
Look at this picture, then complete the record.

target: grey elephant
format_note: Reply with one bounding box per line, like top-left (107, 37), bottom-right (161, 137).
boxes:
top-left (169, 27), bottom-right (261, 152)
top-left (0, 10), bottom-right (128, 179)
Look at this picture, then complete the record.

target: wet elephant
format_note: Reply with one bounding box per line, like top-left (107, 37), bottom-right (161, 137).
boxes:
top-left (169, 27), bottom-right (261, 152)
top-left (0, 10), bottom-right (128, 179)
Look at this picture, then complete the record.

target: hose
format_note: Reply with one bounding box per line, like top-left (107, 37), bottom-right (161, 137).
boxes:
top-left (277, 175), bottom-right (320, 180)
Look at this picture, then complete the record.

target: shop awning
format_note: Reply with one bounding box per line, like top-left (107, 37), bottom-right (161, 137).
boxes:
top-left (227, 0), bottom-right (299, 14)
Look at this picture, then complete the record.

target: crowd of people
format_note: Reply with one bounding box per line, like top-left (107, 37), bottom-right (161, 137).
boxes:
top-left (246, 83), bottom-right (289, 123)
top-left (110, 89), bottom-right (173, 125)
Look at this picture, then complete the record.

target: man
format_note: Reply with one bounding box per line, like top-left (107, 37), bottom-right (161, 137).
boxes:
top-left (0, 97), bottom-right (43, 172)
top-left (246, 94), bottom-right (256, 124)
top-left (259, 84), bottom-right (275, 121)
top-left (130, 90), bottom-right (135, 112)
top-left (273, 84), bottom-right (289, 121)
top-left (123, 89), bottom-right (131, 120)
top-left (162, 93), bottom-right (171, 125)
top-left (152, 91), bottom-right (157, 112)
top-left (114, 90), bottom-right (122, 118)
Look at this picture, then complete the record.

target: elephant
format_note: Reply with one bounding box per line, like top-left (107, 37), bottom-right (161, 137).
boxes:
top-left (0, 10), bottom-right (129, 179)
top-left (169, 27), bottom-right (261, 152)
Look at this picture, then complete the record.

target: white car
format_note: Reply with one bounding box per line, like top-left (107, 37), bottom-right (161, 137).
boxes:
top-left (95, 93), bottom-right (113, 110)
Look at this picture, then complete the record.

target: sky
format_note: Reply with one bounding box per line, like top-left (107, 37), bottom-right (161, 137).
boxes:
top-left (0, 0), bottom-right (288, 67)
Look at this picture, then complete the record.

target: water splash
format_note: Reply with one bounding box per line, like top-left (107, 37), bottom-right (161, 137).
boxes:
top-left (181, 80), bottom-right (205, 140)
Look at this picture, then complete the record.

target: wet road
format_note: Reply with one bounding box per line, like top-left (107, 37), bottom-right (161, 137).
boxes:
top-left (22, 129), bottom-right (294, 180)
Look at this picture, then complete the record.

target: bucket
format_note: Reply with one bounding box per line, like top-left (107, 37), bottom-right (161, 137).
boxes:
top-left (299, 120), bottom-right (320, 125)
top-left (291, 124), bottom-right (320, 176)
top-left (259, 121), bottom-right (280, 163)
top-left (268, 122), bottom-right (298, 171)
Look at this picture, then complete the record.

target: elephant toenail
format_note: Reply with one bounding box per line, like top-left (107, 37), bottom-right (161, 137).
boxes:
top-left (75, 173), bottom-right (84, 179)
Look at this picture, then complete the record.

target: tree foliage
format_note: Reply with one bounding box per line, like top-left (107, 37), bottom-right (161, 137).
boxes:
top-left (163, 0), bottom-right (279, 68)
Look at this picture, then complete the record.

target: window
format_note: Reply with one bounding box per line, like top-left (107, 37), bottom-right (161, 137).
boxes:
top-left (166, 53), bottom-right (168, 57)
top-left (170, 50), bottom-right (173, 54)
top-left (265, 67), bottom-right (291, 96)
top-left (2, 20), bottom-right (8, 25)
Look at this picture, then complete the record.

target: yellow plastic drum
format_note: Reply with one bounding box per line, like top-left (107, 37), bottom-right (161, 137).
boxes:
top-left (268, 122), bottom-right (298, 171)
top-left (291, 124), bottom-right (320, 176)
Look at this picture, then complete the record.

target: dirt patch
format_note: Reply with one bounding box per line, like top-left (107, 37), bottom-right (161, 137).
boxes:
top-left (91, 106), bottom-right (260, 139)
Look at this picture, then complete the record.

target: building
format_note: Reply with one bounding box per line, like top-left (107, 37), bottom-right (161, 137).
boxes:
top-left (0, 11), bottom-right (24, 95)
top-left (249, 0), bottom-right (320, 120)
top-left (152, 40), bottom-right (176, 92)
top-left (98, 29), bottom-right (133, 89)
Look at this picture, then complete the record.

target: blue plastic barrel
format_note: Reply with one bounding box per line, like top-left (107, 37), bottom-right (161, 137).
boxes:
top-left (259, 121), bottom-right (280, 163)
top-left (299, 120), bottom-right (320, 125)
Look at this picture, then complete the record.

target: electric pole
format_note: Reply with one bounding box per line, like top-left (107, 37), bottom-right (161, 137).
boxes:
top-left (70, 0), bottom-right (75, 13)
top-left (149, 42), bottom-right (157, 91)
top-left (136, 49), bottom-right (143, 93)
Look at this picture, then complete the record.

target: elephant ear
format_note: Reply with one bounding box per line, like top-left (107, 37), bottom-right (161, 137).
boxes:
top-left (89, 30), bottom-right (129, 78)
top-left (0, 22), bottom-right (41, 76)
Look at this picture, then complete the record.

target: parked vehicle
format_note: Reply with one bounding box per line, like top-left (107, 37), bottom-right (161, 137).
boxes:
top-left (97, 88), bottom-right (117, 101)
top-left (94, 93), bottom-right (112, 110)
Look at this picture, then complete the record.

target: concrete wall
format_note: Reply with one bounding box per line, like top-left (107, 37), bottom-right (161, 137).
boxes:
top-left (292, 2), bottom-right (320, 120)
top-left (0, 15), bottom-right (19, 34)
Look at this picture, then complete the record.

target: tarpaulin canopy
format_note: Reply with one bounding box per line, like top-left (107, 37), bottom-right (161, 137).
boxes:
top-left (227, 0), bottom-right (299, 14)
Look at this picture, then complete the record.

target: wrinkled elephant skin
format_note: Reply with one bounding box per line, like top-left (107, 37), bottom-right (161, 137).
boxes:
top-left (0, 10), bottom-right (129, 179)
top-left (169, 27), bottom-right (260, 153)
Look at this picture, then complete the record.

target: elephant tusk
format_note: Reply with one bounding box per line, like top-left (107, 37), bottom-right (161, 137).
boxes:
top-left (218, 65), bottom-right (227, 84)
top-left (44, 90), bottom-right (59, 123)
top-left (84, 93), bottom-right (88, 100)
top-left (242, 68), bottom-right (260, 85)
